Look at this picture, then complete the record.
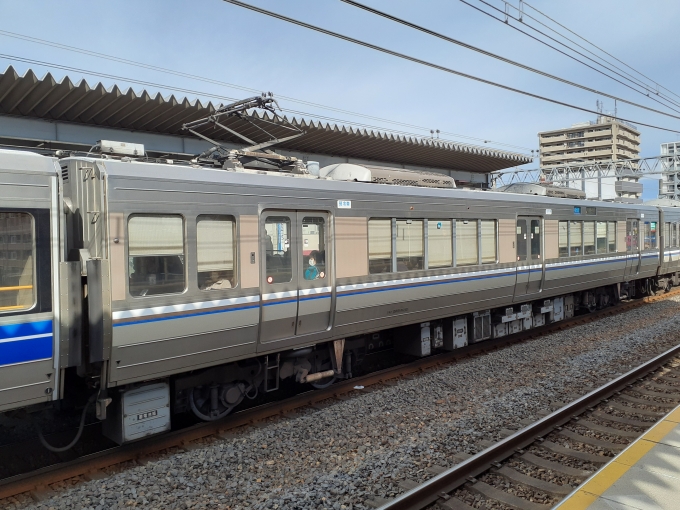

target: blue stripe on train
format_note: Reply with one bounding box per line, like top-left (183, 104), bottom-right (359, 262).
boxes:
top-left (0, 319), bottom-right (52, 340)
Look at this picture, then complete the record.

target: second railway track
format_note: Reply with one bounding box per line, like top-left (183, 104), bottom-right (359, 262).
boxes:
top-left (2, 288), bottom-right (680, 507)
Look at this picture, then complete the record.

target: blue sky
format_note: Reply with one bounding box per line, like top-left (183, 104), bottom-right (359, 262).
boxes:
top-left (1, 0), bottom-right (679, 198)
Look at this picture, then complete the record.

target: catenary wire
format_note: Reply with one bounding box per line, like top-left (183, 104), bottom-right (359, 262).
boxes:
top-left (461, 0), bottom-right (680, 113)
top-left (0, 53), bottom-right (529, 153)
top-left (522, 1), bottom-right (680, 103)
top-left (0, 29), bottom-right (529, 151)
top-left (221, 0), bottom-right (680, 134)
top-left (340, 0), bottom-right (680, 122)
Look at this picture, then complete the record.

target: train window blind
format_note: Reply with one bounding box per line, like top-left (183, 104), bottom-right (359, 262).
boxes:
top-left (583, 222), bottom-right (596, 255)
top-left (456, 220), bottom-right (478, 266)
top-left (481, 220), bottom-right (497, 264)
top-left (368, 219), bottom-right (392, 274)
top-left (128, 215), bottom-right (186, 297)
top-left (569, 221), bottom-right (582, 256)
top-left (674, 223), bottom-right (679, 248)
top-left (197, 215), bottom-right (236, 291)
top-left (608, 222), bottom-right (617, 252)
top-left (0, 212), bottom-right (35, 313)
top-left (396, 219), bottom-right (424, 271)
top-left (558, 221), bottom-right (568, 257)
top-left (596, 222), bottom-right (607, 253)
top-left (665, 223), bottom-right (671, 248)
top-left (427, 220), bottom-right (452, 269)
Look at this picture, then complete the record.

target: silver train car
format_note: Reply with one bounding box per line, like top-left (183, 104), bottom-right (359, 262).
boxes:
top-left (1, 146), bottom-right (679, 444)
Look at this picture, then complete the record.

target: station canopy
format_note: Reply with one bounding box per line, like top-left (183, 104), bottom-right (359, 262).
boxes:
top-left (0, 67), bottom-right (530, 173)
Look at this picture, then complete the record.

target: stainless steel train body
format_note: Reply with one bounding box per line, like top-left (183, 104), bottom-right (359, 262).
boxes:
top-left (2, 148), bottom-right (679, 442)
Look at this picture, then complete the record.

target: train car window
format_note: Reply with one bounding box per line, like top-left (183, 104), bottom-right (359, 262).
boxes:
top-left (583, 222), bottom-right (596, 255)
top-left (197, 215), bottom-right (236, 291)
top-left (302, 217), bottom-right (326, 280)
top-left (368, 219), bottom-right (392, 274)
top-left (481, 220), bottom-right (497, 263)
top-left (427, 220), bottom-right (452, 268)
top-left (515, 220), bottom-right (527, 262)
top-left (264, 216), bottom-right (292, 283)
top-left (529, 219), bottom-right (541, 260)
top-left (643, 221), bottom-right (657, 249)
top-left (396, 219), bottom-right (424, 271)
top-left (128, 215), bottom-right (185, 297)
top-left (558, 221), bottom-right (569, 257)
top-left (596, 222), bottom-right (607, 253)
top-left (0, 212), bottom-right (34, 312)
top-left (674, 223), bottom-right (679, 248)
top-left (569, 221), bottom-right (582, 256)
top-left (456, 220), bottom-right (478, 266)
top-left (665, 223), bottom-right (671, 248)
top-left (608, 222), bottom-right (617, 252)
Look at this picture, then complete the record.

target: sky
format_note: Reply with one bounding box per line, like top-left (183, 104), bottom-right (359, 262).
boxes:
top-left (1, 0), bottom-right (679, 198)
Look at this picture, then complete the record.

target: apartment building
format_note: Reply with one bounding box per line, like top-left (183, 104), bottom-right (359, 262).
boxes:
top-left (538, 116), bottom-right (642, 202)
top-left (659, 141), bottom-right (680, 200)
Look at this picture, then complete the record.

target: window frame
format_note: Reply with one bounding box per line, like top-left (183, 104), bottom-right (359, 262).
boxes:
top-left (395, 218), bottom-right (425, 272)
top-left (0, 211), bottom-right (36, 314)
top-left (480, 219), bottom-right (498, 264)
top-left (368, 217), bottom-right (394, 275)
top-left (127, 213), bottom-right (187, 298)
top-left (455, 219), bottom-right (480, 266)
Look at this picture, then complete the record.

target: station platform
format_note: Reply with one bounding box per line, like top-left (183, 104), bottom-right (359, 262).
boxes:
top-left (555, 405), bottom-right (680, 509)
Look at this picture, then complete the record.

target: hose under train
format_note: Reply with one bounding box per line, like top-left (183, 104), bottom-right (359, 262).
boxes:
top-left (34, 393), bottom-right (97, 453)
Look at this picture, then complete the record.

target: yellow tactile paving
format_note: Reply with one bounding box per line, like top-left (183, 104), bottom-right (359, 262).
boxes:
top-left (555, 404), bottom-right (680, 509)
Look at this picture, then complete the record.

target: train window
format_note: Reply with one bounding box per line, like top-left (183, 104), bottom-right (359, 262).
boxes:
top-left (596, 222), bottom-right (607, 253)
top-left (264, 216), bottom-right (292, 283)
top-left (301, 217), bottom-right (326, 280)
top-left (529, 219), bottom-right (540, 260)
top-left (608, 222), bottom-right (617, 252)
top-left (583, 222), bottom-right (596, 255)
top-left (481, 220), bottom-right (497, 263)
top-left (569, 221), bottom-right (582, 256)
top-left (665, 223), bottom-right (671, 248)
top-left (456, 220), bottom-right (478, 266)
top-left (128, 215), bottom-right (185, 297)
top-left (427, 220), bottom-right (452, 269)
top-left (674, 223), bottom-right (679, 248)
top-left (558, 221), bottom-right (569, 257)
top-left (197, 215), bottom-right (236, 291)
top-left (0, 212), bottom-right (34, 313)
top-left (368, 219), bottom-right (393, 274)
top-left (396, 219), bottom-right (424, 271)
top-left (643, 221), bottom-right (657, 249)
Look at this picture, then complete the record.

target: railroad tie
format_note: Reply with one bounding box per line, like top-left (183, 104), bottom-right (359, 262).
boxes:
top-left (618, 393), bottom-right (676, 408)
top-left (604, 400), bottom-right (665, 418)
top-left (589, 410), bottom-right (653, 429)
top-left (437, 496), bottom-right (478, 510)
top-left (539, 441), bottom-right (612, 464)
top-left (495, 465), bottom-right (573, 497)
top-left (466, 481), bottom-right (551, 510)
top-left (519, 452), bottom-right (592, 480)
top-left (640, 380), bottom-right (680, 392)
top-left (574, 419), bottom-right (643, 439)
top-left (557, 428), bottom-right (627, 452)
top-left (628, 386), bottom-right (680, 400)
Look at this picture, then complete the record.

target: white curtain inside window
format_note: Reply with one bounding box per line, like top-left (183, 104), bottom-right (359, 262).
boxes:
top-left (129, 215), bottom-right (184, 256)
top-left (428, 220), bottom-right (452, 268)
top-left (197, 217), bottom-right (234, 271)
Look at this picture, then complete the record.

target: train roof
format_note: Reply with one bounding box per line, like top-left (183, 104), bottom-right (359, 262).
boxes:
top-left (66, 155), bottom-right (659, 213)
top-left (0, 148), bottom-right (57, 175)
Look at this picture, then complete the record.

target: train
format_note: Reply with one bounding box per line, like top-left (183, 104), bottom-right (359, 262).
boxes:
top-left (1, 140), bottom-right (678, 447)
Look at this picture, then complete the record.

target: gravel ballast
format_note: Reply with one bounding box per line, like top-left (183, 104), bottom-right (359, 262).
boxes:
top-left (5, 296), bottom-right (680, 510)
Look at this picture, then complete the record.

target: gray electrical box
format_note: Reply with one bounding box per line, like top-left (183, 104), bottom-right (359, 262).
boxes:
top-left (444, 317), bottom-right (468, 350)
top-left (103, 382), bottom-right (171, 444)
top-left (471, 310), bottom-right (491, 343)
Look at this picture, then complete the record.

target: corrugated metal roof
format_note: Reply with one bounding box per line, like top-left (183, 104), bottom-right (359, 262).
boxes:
top-left (0, 66), bottom-right (530, 173)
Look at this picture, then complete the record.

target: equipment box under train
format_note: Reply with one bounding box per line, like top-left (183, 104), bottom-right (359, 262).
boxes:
top-left (103, 382), bottom-right (171, 444)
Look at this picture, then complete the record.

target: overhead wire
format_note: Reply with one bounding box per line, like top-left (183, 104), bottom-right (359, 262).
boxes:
top-left (340, 0), bottom-right (680, 121)
top-left (0, 28), bottom-right (529, 151)
top-left (522, 1), bottom-right (680, 103)
top-left (460, 0), bottom-right (680, 113)
top-left (220, 0), bottom-right (680, 134)
top-left (0, 53), bottom-right (531, 153)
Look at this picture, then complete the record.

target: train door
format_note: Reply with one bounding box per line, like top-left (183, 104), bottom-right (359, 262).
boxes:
top-left (625, 218), bottom-right (640, 277)
top-left (514, 216), bottom-right (544, 299)
top-left (259, 211), bottom-right (331, 347)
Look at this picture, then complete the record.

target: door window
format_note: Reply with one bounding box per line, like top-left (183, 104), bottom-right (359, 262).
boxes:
top-left (301, 216), bottom-right (326, 280)
top-left (265, 216), bottom-right (292, 284)
top-left (530, 219), bottom-right (541, 260)
top-left (627, 220), bottom-right (639, 251)
top-left (0, 212), bottom-right (34, 312)
top-left (516, 220), bottom-right (527, 261)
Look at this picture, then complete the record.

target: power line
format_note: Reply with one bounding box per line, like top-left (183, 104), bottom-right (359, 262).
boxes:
top-left (221, 0), bottom-right (680, 134)
top-left (522, 1), bottom-right (680, 103)
top-left (0, 53), bottom-right (529, 153)
top-left (0, 28), bottom-right (529, 151)
top-left (461, 0), bottom-right (680, 113)
top-left (340, 0), bottom-right (680, 122)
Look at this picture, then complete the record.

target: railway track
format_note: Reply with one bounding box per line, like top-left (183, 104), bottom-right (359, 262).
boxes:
top-left (1, 288), bottom-right (679, 504)
top-left (376, 336), bottom-right (680, 510)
